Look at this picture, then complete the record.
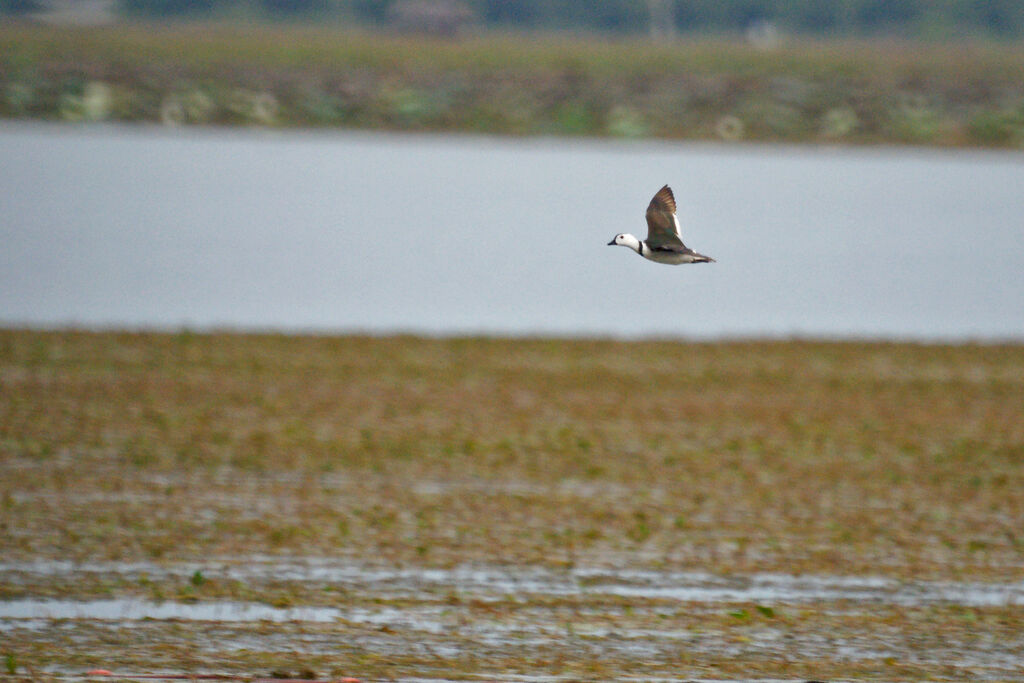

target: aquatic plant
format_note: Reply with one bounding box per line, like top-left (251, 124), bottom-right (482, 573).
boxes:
top-left (58, 80), bottom-right (113, 122)
top-left (294, 84), bottom-right (346, 124)
top-left (160, 88), bottom-right (216, 126)
top-left (3, 81), bottom-right (33, 115)
top-left (714, 114), bottom-right (745, 140)
top-left (605, 105), bottom-right (649, 138)
top-left (225, 88), bottom-right (279, 125)
top-left (889, 95), bottom-right (945, 142)
top-left (820, 106), bottom-right (860, 138)
top-left (968, 107), bottom-right (1024, 147)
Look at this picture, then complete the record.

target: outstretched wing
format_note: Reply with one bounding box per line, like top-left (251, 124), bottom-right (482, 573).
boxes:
top-left (644, 185), bottom-right (687, 251)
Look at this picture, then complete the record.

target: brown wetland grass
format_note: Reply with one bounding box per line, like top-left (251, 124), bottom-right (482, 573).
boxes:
top-left (1, 329), bottom-right (1023, 679)
top-left (3, 23), bottom-right (1024, 146)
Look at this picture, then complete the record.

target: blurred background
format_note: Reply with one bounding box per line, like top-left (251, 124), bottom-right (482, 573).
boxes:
top-left (2, 0), bottom-right (1023, 339)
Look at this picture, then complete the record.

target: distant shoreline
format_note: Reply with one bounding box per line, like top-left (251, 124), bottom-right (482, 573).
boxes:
top-left (1, 324), bottom-right (1022, 348)
top-left (2, 23), bottom-right (1024, 149)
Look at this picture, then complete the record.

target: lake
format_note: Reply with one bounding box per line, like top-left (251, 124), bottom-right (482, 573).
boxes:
top-left (2, 123), bottom-right (1022, 340)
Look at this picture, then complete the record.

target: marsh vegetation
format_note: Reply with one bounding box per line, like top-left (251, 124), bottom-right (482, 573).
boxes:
top-left (2, 330), bottom-right (1022, 678)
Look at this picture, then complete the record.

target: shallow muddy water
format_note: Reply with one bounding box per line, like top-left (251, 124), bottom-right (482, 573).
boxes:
top-left (3, 559), bottom-right (1023, 680)
top-left (0, 597), bottom-right (343, 623)
top-left (3, 559), bottom-right (1022, 608)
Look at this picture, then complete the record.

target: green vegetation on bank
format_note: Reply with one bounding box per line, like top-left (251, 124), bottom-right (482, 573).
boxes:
top-left (2, 22), bottom-right (1024, 146)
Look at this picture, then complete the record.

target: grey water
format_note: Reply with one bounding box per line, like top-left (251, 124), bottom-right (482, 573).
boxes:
top-left (2, 123), bottom-right (1023, 340)
top-left (0, 597), bottom-right (342, 623)
top-left (3, 560), bottom-right (1022, 610)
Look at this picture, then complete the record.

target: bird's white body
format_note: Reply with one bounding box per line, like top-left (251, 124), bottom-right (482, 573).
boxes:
top-left (608, 185), bottom-right (715, 265)
top-left (610, 233), bottom-right (710, 264)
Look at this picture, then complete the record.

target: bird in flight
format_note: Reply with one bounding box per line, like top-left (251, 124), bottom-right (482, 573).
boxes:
top-left (607, 185), bottom-right (715, 265)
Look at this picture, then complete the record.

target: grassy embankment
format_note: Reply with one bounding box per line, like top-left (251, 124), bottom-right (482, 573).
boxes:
top-left (2, 22), bottom-right (1024, 146)
top-left (2, 330), bottom-right (1024, 678)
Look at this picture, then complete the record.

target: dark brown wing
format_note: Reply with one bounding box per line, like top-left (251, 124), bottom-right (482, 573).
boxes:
top-left (644, 184), bottom-right (685, 249)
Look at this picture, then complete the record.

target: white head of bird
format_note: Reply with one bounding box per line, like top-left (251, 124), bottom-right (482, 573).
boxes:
top-left (607, 233), bottom-right (642, 253)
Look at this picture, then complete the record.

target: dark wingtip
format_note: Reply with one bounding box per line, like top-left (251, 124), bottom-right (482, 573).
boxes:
top-left (649, 185), bottom-right (676, 214)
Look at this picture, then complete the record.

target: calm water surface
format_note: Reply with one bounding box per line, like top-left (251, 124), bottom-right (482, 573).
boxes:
top-left (2, 123), bottom-right (1023, 339)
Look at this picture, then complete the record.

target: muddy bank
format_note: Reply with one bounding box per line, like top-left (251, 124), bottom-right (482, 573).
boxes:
top-left (2, 330), bottom-right (1023, 679)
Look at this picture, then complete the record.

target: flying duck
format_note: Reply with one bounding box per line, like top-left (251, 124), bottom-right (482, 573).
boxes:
top-left (607, 185), bottom-right (715, 265)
